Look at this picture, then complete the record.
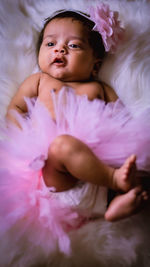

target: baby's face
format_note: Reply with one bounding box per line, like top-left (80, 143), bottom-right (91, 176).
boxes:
top-left (38, 17), bottom-right (96, 82)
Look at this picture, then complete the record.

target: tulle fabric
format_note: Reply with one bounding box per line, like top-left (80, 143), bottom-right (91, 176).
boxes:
top-left (52, 87), bottom-right (150, 171)
top-left (0, 86), bottom-right (150, 264)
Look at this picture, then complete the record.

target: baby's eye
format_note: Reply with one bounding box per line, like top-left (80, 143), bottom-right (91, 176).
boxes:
top-left (69, 44), bottom-right (80, 49)
top-left (47, 42), bottom-right (55, 47)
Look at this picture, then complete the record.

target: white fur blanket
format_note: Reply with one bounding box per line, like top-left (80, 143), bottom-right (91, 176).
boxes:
top-left (0, 0), bottom-right (150, 266)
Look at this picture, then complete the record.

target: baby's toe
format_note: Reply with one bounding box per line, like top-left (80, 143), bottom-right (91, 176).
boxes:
top-left (134, 186), bottom-right (142, 195)
top-left (141, 191), bottom-right (149, 201)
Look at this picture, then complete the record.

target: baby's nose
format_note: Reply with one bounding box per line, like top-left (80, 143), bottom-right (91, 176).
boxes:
top-left (54, 46), bottom-right (66, 54)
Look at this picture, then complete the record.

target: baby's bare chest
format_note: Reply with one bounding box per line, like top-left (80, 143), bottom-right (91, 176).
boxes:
top-left (37, 75), bottom-right (101, 117)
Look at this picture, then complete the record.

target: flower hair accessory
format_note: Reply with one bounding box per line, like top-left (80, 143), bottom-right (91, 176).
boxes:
top-left (89, 3), bottom-right (124, 53)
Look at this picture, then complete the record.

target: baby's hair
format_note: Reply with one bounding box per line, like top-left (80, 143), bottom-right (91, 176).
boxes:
top-left (37, 10), bottom-right (106, 61)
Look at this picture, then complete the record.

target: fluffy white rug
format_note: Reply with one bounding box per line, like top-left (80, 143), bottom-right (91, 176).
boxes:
top-left (0, 0), bottom-right (150, 266)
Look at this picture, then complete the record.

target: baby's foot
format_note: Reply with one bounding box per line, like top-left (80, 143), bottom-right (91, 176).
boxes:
top-left (105, 186), bottom-right (149, 222)
top-left (112, 155), bottom-right (137, 192)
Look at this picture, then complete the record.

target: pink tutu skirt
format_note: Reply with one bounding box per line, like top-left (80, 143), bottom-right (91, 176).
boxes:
top-left (0, 87), bottom-right (150, 265)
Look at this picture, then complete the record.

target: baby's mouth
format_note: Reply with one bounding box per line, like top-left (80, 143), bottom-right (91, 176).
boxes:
top-left (53, 57), bottom-right (66, 66)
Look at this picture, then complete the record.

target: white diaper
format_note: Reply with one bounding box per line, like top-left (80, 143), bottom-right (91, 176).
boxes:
top-left (50, 182), bottom-right (107, 219)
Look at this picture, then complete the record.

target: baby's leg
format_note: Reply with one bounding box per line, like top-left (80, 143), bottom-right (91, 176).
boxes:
top-left (42, 138), bottom-right (78, 192)
top-left (105, 187), bottom-right (149, 222)
top-left (42, 135), bottom-right (138, 193)
top-left (42, 134), bottom-right (115, 191)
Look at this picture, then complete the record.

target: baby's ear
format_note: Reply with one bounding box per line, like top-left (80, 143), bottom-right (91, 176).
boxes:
top-left (92, 59), bottom-right (101, 77)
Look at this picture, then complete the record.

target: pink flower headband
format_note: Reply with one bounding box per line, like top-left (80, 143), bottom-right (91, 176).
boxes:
top-left (45, 3), bottom-right (124, 53)
top-left (89, 4), bottom-right (124, 53)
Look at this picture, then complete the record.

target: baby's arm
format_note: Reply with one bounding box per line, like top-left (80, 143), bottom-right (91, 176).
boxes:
top-left (101, 82), bottom-right (118, 103)
top-left (6, 73), bottom-right (41, 126)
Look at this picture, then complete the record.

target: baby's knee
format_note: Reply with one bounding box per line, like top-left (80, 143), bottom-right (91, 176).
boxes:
top-left (49, 134), bottom-right (78, 160)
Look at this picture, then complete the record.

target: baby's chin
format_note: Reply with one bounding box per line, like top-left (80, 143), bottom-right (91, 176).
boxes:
top-left (46, 68), bottom-right (91, 82)
top-left (49, 73), bottom-right (77, 82)
top-left (50, 73), bottom-right (91, 83)
top-left (48, 71), bottom-right (71, 82)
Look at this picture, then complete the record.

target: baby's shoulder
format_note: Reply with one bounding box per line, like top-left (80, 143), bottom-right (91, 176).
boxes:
top-left (79, 80), bottom-right (105, 100)
top-left (84, 80), bottom-right (118, 102)
top-left (17, 72), bottom-right (41, 97)
top-left (23, 72), bottom-right (41, 84)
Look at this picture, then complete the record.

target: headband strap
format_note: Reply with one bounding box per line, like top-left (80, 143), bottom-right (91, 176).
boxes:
top-left (45, 9), bottom-right (94, 24)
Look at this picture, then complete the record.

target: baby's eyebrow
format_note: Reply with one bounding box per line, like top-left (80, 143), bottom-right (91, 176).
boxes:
top-left (43, 34), bottom-right (57, 40)
top-left (43, 34), bottom-right (86, 43)
top-left (67, 36), bottom-right (86, 43)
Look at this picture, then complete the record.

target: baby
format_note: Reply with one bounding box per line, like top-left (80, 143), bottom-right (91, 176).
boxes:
top-left (6, 8), bottom-right (148, 222)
